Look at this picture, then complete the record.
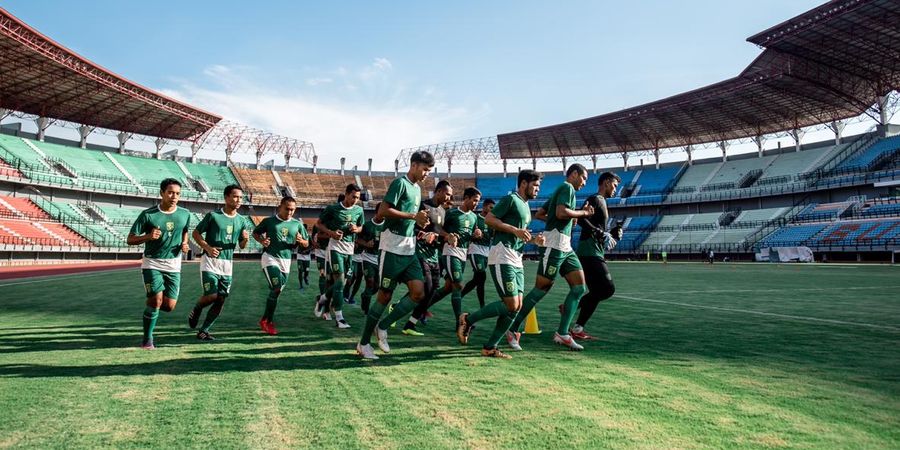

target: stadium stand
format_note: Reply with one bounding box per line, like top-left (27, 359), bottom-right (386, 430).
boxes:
top-left (0, 195), bottom-right (92, 246)
top-left (232, 167), bottom-right (281, 205)
top-left (835, 135), bottom-right (900, 172)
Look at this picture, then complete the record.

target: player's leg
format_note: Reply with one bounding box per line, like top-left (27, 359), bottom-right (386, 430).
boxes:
top-left (316, 256), bottom-right (327, 297)
top-left (461, 254), bottom-right (487, 307)
top-left (574, 258), bottom-right (615, 338)
top-left (261, 265), bottom-right (286, 335)
top-left (297, 260), bottom-right (306, 290)
top-left (141, 269), bottom-right (165, 349)
top-left (358, 252), bottom-right (420, 358)
top-left (190, 271), bottom-right (221, 329)
top-left (329, 252), bottom-right (351, 328)
top-left (378, 256), bottom-right (426, 333)
top-left (360, 260), bottom-right (378, 315)
top-left (447, 256), bottom-right (467, 325)
top-left (508, 247), bottom-right (558, 337)
top-left (348, 260), bottom-right (364, 302)
top-left (198, 275), bottom-right (231, 340)
top-left (554, 253), bottom-right (587, 350)
top-left (457, 263), bottom-right (522, 359)
top-left (400, 258), bottom-right (435, 334)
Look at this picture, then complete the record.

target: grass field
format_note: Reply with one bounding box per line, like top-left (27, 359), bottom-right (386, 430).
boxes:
top-left (1, 261), bottom-right (898, 449)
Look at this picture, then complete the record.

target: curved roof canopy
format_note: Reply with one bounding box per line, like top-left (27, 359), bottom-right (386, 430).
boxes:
top-left (0, 7), bottom-right (221, 141)
top-left (497, 0), bottom-right (900, 159)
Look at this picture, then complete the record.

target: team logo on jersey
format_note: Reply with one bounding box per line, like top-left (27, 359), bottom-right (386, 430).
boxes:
top-left (505, 281), bottom-right (514, 293)
top-left (166, 222), bottom-right (174, 231)
top-left (280, 227), bottom-right (289, 240)
top-left (547, 266), bottom-right (557, 276)
top-left (226, 225), bottom-right (233, 235)
top-left (381, 277), bottom-right (392, 289)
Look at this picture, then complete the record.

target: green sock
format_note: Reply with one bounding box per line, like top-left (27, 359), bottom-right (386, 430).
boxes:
top-left (509, 288), bottom-right (547, 333)
top-left (451, 289), bottom-right (463, 323)
top-left (331, 277), bottom-right (345, 312)
top-left (557, 285), bottom-right (587, 335)
top-left (378, 295), bottom-right (416, 331)
top-left (200, 298), bottom-right (225, 333)
top-left (360, 301), bottom-right (387, 346)
top-left (429, 287), bottom-right (451, 306)
top-left (361, 286), bottom-right (374, 313)
top-left (485, 309), bottom-right (517, 349)
top-left (318, 274), bottom-right (326, 296)
top-left (263, 290), bottom-right (280, 321)
top-left (467, 301), bottom-right (508, 325)
top-left (142, 306), bottom-right (159, 342)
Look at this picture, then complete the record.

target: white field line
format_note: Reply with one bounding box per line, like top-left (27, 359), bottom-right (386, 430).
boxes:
top-left (614, 294), bottom-right (900, 332)
top-left (648, 286), bottom-right (900, 295)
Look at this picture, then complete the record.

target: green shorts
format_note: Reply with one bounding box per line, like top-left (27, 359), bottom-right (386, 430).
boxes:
top-left (363, 260), bottom-right (379, 280)
top-left (442, 255), bottom-right (467, 284)
top-left (378, 251), bottom-right (424, 292)
top-left (262, 265), bottom-right (288, 290)
top-left (142, 269), bottom-right (181, 300)
top-left (468, 253), bottom-right (488, 272)
top-left (316, 255), bottom-right (327, 273)
top-left (201, 271), bottom-right (233, 297)
top-left (489, 264), bottom-right (525, 298)
top-left (536, 247), bottom-right (582, 280)
top-left (327, 250), bottom-right (353, 276)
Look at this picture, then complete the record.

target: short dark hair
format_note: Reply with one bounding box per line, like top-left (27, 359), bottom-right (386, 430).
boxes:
top-left (598, 171), bottom-right (621, 185)
top-left (410, 150), bottom-right (435, 166)
top-left (517, 169), bottom-right (542, 187)
top-left (463, 187), bottom-right (482, 199)
top-left (280, 196), bottom-right (297, 206)
top-left (160, 178), bottom-right (181, 192)
top-left (566, 163), bottom-right (588, 177)
top-left (483, 198), bottom-right (496, 206)
top-left (345, 183), bottom-right (362, 194)
top-left (337, 193), bottom-right (345, 203)
top-left (435, 180), bottom-right (452, 192)
top-left (224, 184), bottom-right (242, 197)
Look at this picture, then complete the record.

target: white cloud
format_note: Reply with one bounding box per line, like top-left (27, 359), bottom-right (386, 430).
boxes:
top-left (160, 63), bottom-right (488, 171)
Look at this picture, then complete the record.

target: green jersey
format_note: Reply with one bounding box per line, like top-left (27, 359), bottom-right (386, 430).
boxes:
top-left (415, 199), bottom-right (445, 264)
top-left (380, 175), bottom-right (422, 256)
top-left (541, 181), bottom-right (577, 251)
top-left (472, 213), bottom-right (493, 247)
top-left (318, 202), bottom-right (364, 255)
top-left (196, 209), bottom-right (250, 276)
top-left (254, 214), bottom-right (307, 272)
top-left (130, 205), bottom-right (192, 272)
top-left (359, 218), bottom-right (385, 256)
top-left (488, 192), bottom-right (531, 268)
top-left (442, 207), bottom-right (478, 260)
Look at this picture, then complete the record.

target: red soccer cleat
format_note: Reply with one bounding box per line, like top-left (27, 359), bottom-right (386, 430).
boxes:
top-left (571, 330), bottom-right (598, 341)
top-left (266, 321), bottom-right (279, 335)
top-left (259, 318), bottom-right (269, 333)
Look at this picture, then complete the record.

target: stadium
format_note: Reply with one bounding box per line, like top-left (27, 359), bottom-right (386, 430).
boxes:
top-left (0, 0), bottom-right (898, 448)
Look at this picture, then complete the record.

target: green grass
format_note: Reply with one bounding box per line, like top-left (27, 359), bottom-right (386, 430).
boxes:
top-left (1, 261), bottom-right (898, 449)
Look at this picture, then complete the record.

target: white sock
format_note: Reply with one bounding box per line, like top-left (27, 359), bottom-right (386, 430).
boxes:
top-left (409, 317), bottom-right (419, 325)
top-left (572, 325), bottom-right (584, 334)
top-left (335, 311), bottom-right (344, 321)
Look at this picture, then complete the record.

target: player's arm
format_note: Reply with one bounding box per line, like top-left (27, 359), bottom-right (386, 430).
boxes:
top-left (534, 207), bottom-right (548, 221)
top-left (191, 229), bottom-right (217, 256)
top-left (315, 219), bottom-right (342, 240)
top-left (181, 229), bottom-right (190, 254)
top-left (377, 201), bottom-right (414, 221)
top-left (238, 225), bottom-right (250, 250)
top-left (126, 213), bottom-right (159, 245)
top-left (252, 221), bottom-right (270, 247)
top-left (485, 212), bottom-right (531, 242)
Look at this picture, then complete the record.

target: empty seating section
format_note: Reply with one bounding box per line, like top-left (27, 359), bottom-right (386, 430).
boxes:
top-left (630, 166), bottom-right (681, 195)
top-left (757, 145), bottom-right (845, 182)
top-left (757, 224), bottom-right (829, 247)
top-left (857, 199), bottom-right (900, 217)
top-left (474, 176), bottom-right (516, 201)
top-left (795, 202), bottom-right (851, 221)
top-left (182, 161), bottom-right (239, 201)
top-left (837, 135), bottom-right (900, 171)
top-left (109, 153), bottom-right (201, 199)
top-left (34, 140), bottom-right (140, 194)
top-left (360, 175), bottom-right (393, 201)
top-left (0, 157), bottom-right (23, 178)
top-left (733, 207), bottom-right (787, 225)
top-left (814, 219), bottom-right (900, 246)
top-left (0, 195), bottom-right (92, 246)
top-left (233, 168), bottom-right (281, 205)
top-left (703, 155), bottom-right (776, 189)
top-left (0, 134), bottom-right (75, 186)
top-left (672, 163), bottom-right (721, 193)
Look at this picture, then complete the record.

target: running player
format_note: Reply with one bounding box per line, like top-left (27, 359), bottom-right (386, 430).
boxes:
top-left (342, 242), bottom-right (364, 305)
top-left (314, 184), bottom-right (364, 329)
top-left (356, 202), bottom-right (385, 315)
top-left (187, 184), bottom-right (251, 340)
top-left (398, 180), bottom-right (453, 336)
top-left (571, 171), bottom-right (621, 340)
top-left (311, 226), bottom-right (329, 302)
top-left (127, 178), bottom-right (193, 349)
top-left (507, 164), bottom-right (594, 351)
top-left (457, 170), bottom-right (544, 358)
top-left (253, 196), bottom-right (309, 335)
top-left (296, 225), bottom-right (312, 290)
top-left (355, 150), bottom-right (434, 360)
top-left (461, 198), bottom-right (495, 308)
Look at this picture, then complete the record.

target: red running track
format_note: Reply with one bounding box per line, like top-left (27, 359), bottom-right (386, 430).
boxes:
top-left (0, 261), bottom-right (142, 280)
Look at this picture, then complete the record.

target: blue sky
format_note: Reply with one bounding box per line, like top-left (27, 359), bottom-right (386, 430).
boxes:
top-left (3, 0), bottom-right (832, 169)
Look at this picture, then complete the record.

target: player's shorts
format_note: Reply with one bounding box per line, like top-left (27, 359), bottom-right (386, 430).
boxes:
top-left (489, 264), bottom-right (524, 298)
top-left (326, 250), bottom-right (353, 276)
top-left (201, 271), bottom-right (233, 297)
top-left (536, 247), bottom-right (582, 280)
top-left (468, 253), bottom-right (488, 272)
top-left (363, 260), bottom-right (379, 280)
top-left (378, 251), bottom-right (423, 292)
top-left (442, 255), bottom-right (467, 284)
top-left (316, 255), bottom-right (327, 272)
top-left (142, 269), bottom-right (180, 299)
top-left (262, 265), bottom-right (288, 290)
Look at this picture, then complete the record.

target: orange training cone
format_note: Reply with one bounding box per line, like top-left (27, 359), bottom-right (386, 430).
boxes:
top-left (524, 308), bottom-right (541, 334)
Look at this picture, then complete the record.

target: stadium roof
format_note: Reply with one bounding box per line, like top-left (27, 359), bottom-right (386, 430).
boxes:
top-left (496, 0), bottom-right (900, 160)
top-left (0, 7), bottom-right (221, 141)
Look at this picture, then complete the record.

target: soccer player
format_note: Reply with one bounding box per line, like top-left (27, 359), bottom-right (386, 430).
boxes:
top-left (342, 243), bottom-right (364, 305)
top-left (187, 184), bottom-right (251, 340)
top-left (356, 202), bottom-right (385, 315)
top-left (311, 227), bottom-right (329, 301)
top-left (253, 196), bottom-right (309, 335)
top-left (461, 198), bottom-right (495, 308)
top-left (571, 171), bottom-right (622, 340)
top-left (296, 226), bottom-right (312, 290)
top-left (506, 163), bottom-right (594, 352)
top-left (398, 180), bottom-right (453, 336)
top-left (127, 178), bottom-right (193, 349)
top-left (314, 184), bottom-right (365, 328)
top-left (457, 170), bottom-right (545, 359)
top-left (355, 150), bottom-right (434, 360)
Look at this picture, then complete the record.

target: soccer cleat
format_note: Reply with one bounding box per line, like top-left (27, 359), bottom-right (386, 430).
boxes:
top-left (553, 332), bottom-right (584, 351)
top-left (402, 328), bottom-right (424, 336)
top-left (140, 340), bottom-right (155, 350)
top-left (196, 330), bottom-right (216, 341)
top-left (356, 343), bottom-right (379, 360)
top-left (570, 330), bottom-right (597, 341)
top-left (345, 297), bottom-right (356, 305)
top-left (336, 319), bottom-right (351, 329)
top-left (266, 322), bottom-right (279, 336)
top-left (506, 330), bottom-right (523, 351)
top-left (322, 308), bottom-right (332, 321)
top-left (258, 318), bottom-right (269, 332)
top-left (375, 328), bottom-right (391, 353)
top-left (456, 313), bottom-right (471, 345)
top-left (313, 296), bottom-right (325, 318)
top-left (481, 347), bottom-right (512, 359)
top-left (187, 307), bottom-right (201, 329)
